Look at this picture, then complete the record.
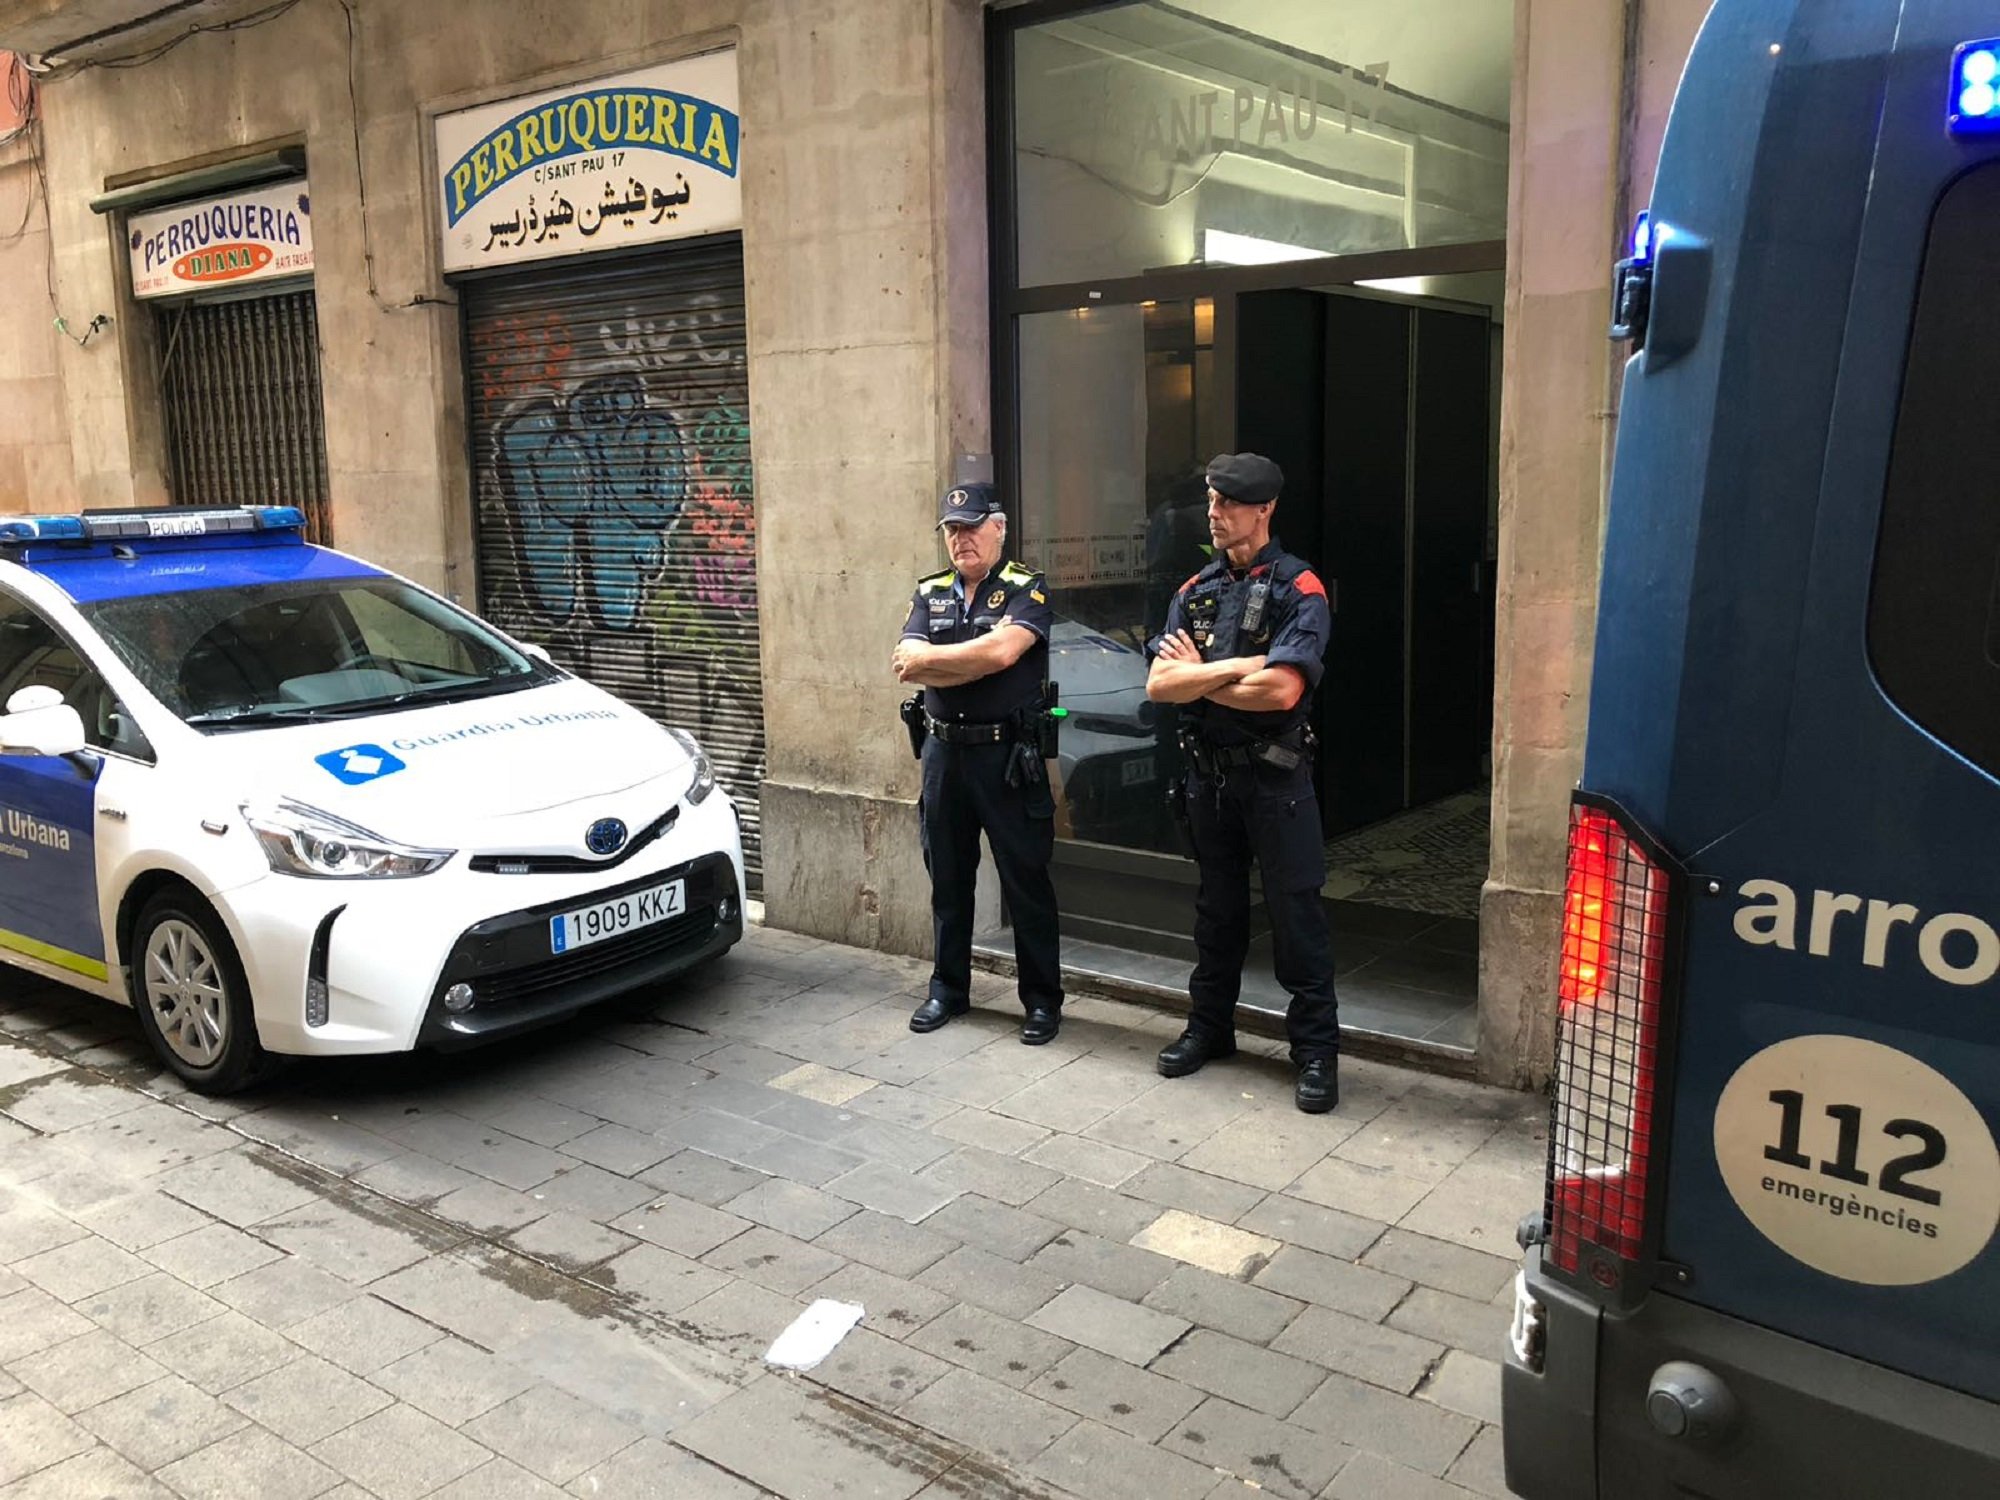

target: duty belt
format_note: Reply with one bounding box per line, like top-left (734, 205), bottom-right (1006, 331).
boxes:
top-left (1188, 742), bottom-right (1262, 772)
top-left (926, 715), bottom-right (1011, 745)
top-left (1178, 724), bottom-right (1315, 778)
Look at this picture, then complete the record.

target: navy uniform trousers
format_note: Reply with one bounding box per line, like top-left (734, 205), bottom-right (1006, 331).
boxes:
top-left (1183, 759), bottom-right (1340, 1062)
top-left (919, 738), bottom-right (1063, 1012)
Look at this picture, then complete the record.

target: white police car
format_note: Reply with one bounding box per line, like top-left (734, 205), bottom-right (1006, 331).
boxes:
top-left (0, 506), bottom-right (744, 1093)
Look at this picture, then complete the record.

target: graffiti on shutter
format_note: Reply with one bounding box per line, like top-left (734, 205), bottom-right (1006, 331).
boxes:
top-left (466, 243), bottom-right (765, 887)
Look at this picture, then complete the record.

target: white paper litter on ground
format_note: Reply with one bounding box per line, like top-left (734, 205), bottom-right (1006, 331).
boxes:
top-left (764, 1299), bottom-right (865, 1371)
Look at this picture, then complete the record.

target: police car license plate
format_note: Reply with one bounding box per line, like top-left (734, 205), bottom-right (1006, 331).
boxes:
top-left (550, 879), bottom-right (685, 954)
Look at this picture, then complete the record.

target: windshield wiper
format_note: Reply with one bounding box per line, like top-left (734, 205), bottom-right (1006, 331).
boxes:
top-left (184, 704), bottom-right (336, 729)
top-left (305, 676), bottom-right (531, 717)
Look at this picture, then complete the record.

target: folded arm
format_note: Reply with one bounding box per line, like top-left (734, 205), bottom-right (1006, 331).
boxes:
top-left (1146, 628), bottom-right (1265, 704)
top-left (893, 622), bottom-right (1037, 687)
top-left (1206, 663), bottom-right (1306, 712)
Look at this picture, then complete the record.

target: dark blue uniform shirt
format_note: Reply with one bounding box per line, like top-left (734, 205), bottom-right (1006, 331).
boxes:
top-left (900, 559), bottom-right (1054, 721)
top-left (1150, 538), bottom-right (1331, 744)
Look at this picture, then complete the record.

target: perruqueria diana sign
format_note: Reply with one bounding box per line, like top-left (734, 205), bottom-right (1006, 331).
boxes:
top-left (435, 49), bottom-right (741, 273)
top-left (128, 179), bottom-right (314, 299)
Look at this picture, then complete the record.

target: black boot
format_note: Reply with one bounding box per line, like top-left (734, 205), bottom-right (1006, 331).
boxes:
top-left (1295, 1057), bottom-right (1338, 1114)
top-left (1157, 1030), bottom-right (1237, 1078)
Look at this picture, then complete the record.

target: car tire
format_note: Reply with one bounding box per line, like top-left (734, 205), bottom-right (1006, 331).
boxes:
top-left (129, 890), bottom-right (272, 1095)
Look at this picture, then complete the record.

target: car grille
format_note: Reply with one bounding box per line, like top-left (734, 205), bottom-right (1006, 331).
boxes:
top-left (470, 904), bottom-right (716, 1006)
top-left (468, 805), bottom-right (679, 874)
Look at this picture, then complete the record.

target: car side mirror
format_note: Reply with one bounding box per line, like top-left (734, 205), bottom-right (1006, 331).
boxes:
top-left (0, 700), bottom-right (88, 758)
top-left (520, 642), bottom-right (553, 664)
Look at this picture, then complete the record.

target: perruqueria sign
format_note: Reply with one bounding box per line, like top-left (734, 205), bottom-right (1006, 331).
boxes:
top-left (434, 48), bottom-right (741, 274)
top-left (128, 179), bottom-right (314, 299)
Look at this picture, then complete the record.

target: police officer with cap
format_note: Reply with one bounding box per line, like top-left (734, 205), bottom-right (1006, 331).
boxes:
top-left (893, 483), bottom-right (1063, 1044)
top-left (1145, 453), bottom-right (1340, 1112)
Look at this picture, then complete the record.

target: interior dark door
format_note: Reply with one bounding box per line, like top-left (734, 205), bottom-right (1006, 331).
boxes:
top-left (1317, 294), bottom-right (1410, 834)
top-left (1408, 308), bottom-right (1491, 804)
top-left (1234, 291), bottom-right (1327, 572)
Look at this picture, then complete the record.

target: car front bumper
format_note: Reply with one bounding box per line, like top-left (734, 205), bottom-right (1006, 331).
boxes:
top-left (218, 789), bottom-right (744, 1055)
top-left (417, 850), bottom-right (740, 1049)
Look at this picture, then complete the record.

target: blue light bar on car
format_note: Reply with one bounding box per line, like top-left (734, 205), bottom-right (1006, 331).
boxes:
top-left (1950, 40), bottom-right (2000, 131)
top-left (0, 507), bottom-right (306, 549)
top-left (0, 516), bottom-right (86, 544)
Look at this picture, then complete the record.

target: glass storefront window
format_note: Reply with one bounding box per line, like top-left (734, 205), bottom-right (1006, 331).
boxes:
top-left (1014, 0), bottom-right (1512, 287)
top-left (1019, 299), bottom-right (1220, 854)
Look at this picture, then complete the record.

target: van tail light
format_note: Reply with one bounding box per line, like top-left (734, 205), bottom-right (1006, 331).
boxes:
top-left (1544, 798), bottom-right (1672, 1281)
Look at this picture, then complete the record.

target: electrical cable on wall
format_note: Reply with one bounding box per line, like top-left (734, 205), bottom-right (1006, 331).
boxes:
top-left (339, 0), bottom-right (455, 312)
top-left (20, 0), bottom-right (449, 316)
top-left (0, 57), bottom-right (109, 346)
top-left (61, 0), bottom-right (307, 73)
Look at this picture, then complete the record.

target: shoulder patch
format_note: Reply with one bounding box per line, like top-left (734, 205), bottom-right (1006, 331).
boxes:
top-left (919, 568), bottom-right (955, 592)
top-left (1292, 569), bottom-right (1327, 600)
top-left (999, 561), bottom-right (1039, 586)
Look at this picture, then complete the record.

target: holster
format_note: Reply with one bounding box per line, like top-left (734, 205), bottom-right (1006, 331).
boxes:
top-left (899, 693), bottom-right (928, 760)
top-left (1005, 710), bottom-right (1046, 789)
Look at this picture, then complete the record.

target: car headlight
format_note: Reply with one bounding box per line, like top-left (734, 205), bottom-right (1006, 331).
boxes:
top-left (242, 799), bottom-right (454, 878)
top-left (667, 727), bottom-right (718, 805)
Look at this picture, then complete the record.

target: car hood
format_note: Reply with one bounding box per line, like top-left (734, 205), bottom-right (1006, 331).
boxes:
top-left (1049, 621), bottom-right (1151, 717)
top-left (197, 676), bottom-right (692, 845)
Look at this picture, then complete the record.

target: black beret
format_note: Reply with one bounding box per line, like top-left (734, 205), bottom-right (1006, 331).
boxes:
top-left (1205, 452), bottom-right (1283, 506)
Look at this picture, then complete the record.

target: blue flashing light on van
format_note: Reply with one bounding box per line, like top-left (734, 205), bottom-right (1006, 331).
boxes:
top-left (1502, 5), bottom-right (2000, 1498)
top-left (1950, 40), bottom-right (2000, 130)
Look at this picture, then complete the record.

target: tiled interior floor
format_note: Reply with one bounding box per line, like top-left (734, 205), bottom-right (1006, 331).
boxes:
top-left (1326, 791), bottom-right (1491, 921)
top-left (980, 791), bottom-right (1489, 1056)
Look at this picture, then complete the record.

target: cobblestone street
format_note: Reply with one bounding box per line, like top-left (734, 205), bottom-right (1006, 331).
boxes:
top-left (0, 924), bottom-right (1543, 1499)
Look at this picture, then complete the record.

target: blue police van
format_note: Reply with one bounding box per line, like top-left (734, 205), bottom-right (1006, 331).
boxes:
top-left (1502, 3), bottom-right (2000, 1496)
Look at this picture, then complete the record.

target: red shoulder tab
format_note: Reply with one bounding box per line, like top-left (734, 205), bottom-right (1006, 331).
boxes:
top-left (1177, 572), bottom-right (1203, 595)
top-left (1292, 569), bottom-right (1327, 599)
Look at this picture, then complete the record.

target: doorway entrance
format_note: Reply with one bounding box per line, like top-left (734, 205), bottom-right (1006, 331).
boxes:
top-left (1014, 278), bottom-right (1498, 1053)
top-left (986, 0), bottom-right (1512, 1053)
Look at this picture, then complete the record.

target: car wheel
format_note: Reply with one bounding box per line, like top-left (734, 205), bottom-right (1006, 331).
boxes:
top-left (130, 891), bottom-right (270, 1094)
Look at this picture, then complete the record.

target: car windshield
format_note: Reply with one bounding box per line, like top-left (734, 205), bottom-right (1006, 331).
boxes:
top-left (79, 577), bottom-right (561, 731)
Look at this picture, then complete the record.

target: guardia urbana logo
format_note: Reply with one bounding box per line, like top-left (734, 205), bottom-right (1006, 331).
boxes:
top-left (5, 807), bottom-right (71, 851)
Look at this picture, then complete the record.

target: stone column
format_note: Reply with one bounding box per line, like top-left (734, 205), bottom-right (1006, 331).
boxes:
top-left (1480, 0), bottom-right (1713, 1086)
top-left (754, 0), bottom-right (989, 954)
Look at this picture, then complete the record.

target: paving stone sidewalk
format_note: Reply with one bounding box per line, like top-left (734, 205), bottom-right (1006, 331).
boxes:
top-left (0, 923), bottom-right (1543, 1499)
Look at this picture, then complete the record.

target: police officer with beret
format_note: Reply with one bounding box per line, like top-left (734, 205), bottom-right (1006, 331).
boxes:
top-left (892, 484), bottom-right (1063, 1044)
top-left (1145, 453), bottom-right (1340, 1112)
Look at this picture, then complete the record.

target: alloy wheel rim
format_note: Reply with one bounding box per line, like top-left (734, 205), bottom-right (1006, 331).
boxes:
top-left (143, 919), bottom-right (227, 1068)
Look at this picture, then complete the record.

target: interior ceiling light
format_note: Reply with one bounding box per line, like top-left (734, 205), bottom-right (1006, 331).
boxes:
top-left (1201, 229), bottom-right (1332, 266)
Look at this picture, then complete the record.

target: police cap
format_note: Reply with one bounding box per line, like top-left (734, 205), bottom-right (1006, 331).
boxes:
top-left (1205, 452), bottom-right (1284, 507)
top-left (937, 482), bottom-right (1004, 529)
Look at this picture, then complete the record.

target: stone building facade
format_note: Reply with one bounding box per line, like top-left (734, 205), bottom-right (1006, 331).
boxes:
top-left (0, 0), bottom-right (1714, 1085)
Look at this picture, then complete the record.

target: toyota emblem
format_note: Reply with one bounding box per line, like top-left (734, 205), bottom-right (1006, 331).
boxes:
top-left (585, 818), bottom-right (628, 856)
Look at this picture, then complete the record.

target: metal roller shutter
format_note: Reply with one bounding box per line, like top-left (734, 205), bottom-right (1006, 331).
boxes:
top-left (159, 288), bottom-right (333, 542)
top-left (463, 238), bottom-right (766, 889)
